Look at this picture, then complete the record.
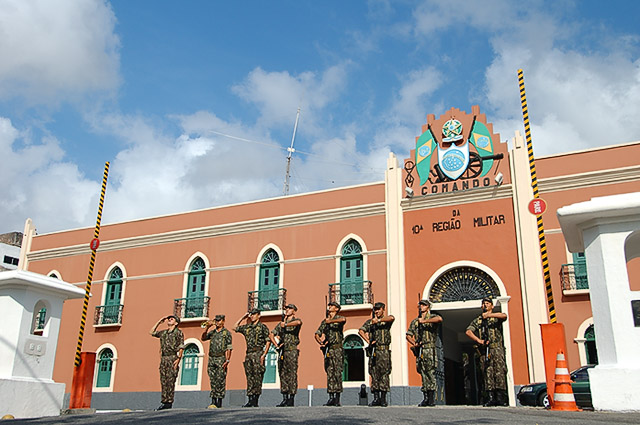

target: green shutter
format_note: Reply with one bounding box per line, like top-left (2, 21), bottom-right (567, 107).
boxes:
top-left (180, 344), bottom-right (200, 385)
top-left (258, 250), bottom-right (280, 311)
top-left (340, 240), bottom-right (363, 304)
top-left (96, 349), bottom-right (114, 388)
top-left (186, 259), bottom-right (206, 317)
top-left (263, 346), bottom-right (277, 384)
top-left (104, 268), bottom-right (123, 323)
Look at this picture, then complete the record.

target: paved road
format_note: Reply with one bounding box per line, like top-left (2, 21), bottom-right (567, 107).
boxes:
top-left (7, 406), bottom-right (640, 425)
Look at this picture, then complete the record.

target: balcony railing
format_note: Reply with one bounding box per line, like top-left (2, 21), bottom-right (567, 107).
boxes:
top-left (174, 296), bottom-right (210, 319)
top-left (94, 304), bottom-right (124, 325)
top-left (248, 288), bottom-right (287, 312)
top-left (329, 280), bottom-right (373, 306)
top-left (560, 263), bottom-right (589, 291)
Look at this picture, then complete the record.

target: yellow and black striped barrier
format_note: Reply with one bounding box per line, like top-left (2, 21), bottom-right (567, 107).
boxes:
top-left (517, 69), bottom-right (556, 324)
top-left (74, 162), bottom-right (110, 367)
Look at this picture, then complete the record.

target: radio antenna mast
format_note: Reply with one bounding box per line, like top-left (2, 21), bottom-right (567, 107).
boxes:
top-left (282, 107), bottom-right (300, 196)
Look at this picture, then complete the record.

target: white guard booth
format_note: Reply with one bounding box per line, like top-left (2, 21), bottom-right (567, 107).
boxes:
top-left (0, 270), bottom-right (84, 418)
top-left (557, 192), bottom-right (640, 411)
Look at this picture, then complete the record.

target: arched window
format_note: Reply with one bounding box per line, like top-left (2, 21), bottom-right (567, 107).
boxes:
top-left (185, 258), bottom-right (206, 318)
top-left (180, 344), bottom-right (200, 386)
top-left (428, 266), bottom-right (501, 303)
top-left (340, 240), bottom-right (364, 304)
top-left (263, 346), bottom-right (278, 384)
top-left (32, 304), bottom-right (47, 336)
top-left (258, 249), bottom-right (280, 311)
top-left (342, 334), bottom-right (365, 382)
top-left (102, 267), bottom-right (123, 324)
top-left (584, 325), bottom-right (598, 365)
top-left (96, 348), bottom-right (114, 388)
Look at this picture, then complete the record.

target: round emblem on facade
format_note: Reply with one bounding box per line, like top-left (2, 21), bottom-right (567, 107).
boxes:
top-left (442, 119), bottom-right (463, 142)
top-left (441, 149), bottom-right (465, 171)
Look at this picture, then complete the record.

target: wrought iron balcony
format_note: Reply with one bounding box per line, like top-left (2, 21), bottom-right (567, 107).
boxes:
top-left (328, 280), bottom-right (373, 305)
top-left (94, 304), bottom-right (124, 325)
top-left (560, 263), bottom-right (589, 291)
top-left (248, 288), bottom-right (287, 312)
top-left (174, 296), bottom-right (210, 319)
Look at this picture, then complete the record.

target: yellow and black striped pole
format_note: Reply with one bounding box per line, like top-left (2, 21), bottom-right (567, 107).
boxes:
top-left (74, 162), bottom-right (110, 367)
top-left (518, 69), bottom-right (556, 324)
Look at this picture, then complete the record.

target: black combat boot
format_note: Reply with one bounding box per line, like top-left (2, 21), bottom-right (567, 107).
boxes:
top-left (324, 393), bottom-right (335, 406)
top-left (254, 395), bottom-right (260, 407)
top-left (242, 395), bottom-right (254, 407)
top-left (418, 392), bottom-right (429, 407)
top-left (483, 390), bottom-right (496, 407)
top-left (210, 397), bottom-right (216, 408)
top-left (496, 390), bottom-right (508, 406)
top-left (216, 398), bottom-right (223, 408)
top-left (427, 390), bottom-right (436, 406)
top-left (155, 402), bottom-right (172, 410)
top-left (287, 394), bottom-right (295, 407)
top-left (333, 393), bottom-right (341, 407)
top-left (276, 394), bottom-right (288, 407)
top-left (379, 391), bottom-right (388, 407)
top-left (368, 390), bottom-right (380, 407)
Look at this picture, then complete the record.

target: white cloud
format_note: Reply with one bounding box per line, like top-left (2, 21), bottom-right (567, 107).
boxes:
top-left (0, 0), bottom-right (120, 103)
top-left (0, 117), bottom-right (97, 233)
top-left (391, 66), bottom-right (443, 126)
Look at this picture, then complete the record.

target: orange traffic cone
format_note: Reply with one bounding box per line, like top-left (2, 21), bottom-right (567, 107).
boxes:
top-left (550, 351), bottom-right (580, 411)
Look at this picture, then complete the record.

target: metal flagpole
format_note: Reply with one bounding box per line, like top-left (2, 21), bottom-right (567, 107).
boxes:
top-left (283, 108), bottom-right (301, 196)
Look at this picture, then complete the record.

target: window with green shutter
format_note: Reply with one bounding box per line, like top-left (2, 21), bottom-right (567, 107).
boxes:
top-left (263, 346), bottom-right (278, 384)
top-left (104, 267), bottom-right (123, 324)
top-left (340, 240), bottom-right (363, 304)
top-left (343, 334), bottom-right (365, 381)
top-left (186, 258), bottom-right (206, 317)
top-left (258, 250), bottom-right (280, 311)
top-left (96, 349), bottom-right (114, 388)
top-left (180, 344), bottom-right (200, 385)
top-left (585, 325), bottom-right (598, 365)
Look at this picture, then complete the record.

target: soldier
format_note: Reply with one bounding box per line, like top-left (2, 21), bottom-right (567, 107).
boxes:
top-left (269, 303), bottom-right (302, 407)
top-left (465, 297), bottom-right (508, 407)
top-left (406, 299), bottom-right (442, 407)
top-left (150, 315), bottom-right (185, 410)
top-left (201, 314), bottom-right (233, 408)
top-left (234, 308), bottom-right (271, 407)
top-left (314, 301), bottom-right (346, 406)
top-left (358, 302), bottom-right (395, 407)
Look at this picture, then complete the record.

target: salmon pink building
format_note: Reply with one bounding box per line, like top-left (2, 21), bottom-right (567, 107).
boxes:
top-left (20, 106), bottom-right (640, 408)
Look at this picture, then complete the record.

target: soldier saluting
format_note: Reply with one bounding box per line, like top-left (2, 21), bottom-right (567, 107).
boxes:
top-left (406, 299), bottom-right (442, 407)
top-left (201, 314), bottom-right (232, 408)
top-left (269, 303), bottom-right (302, 407)
top-left (234, 308), bottom-right (271, 407)
top-left (465, 297), bottom-right (508, 407)
top-left (149, 315), bottom-right (185, 410)
top-left (359, 302), bottom-right (394, 407)
top-left (315, 301), bottom-right (346, 406)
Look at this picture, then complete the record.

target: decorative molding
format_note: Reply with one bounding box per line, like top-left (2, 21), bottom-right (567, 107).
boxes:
top-left (28, 203), bottom-right (386, 261)
top-left (538, 165), bottom-right (640, 194)
top-left (402, 185), bottom-right (513, 210)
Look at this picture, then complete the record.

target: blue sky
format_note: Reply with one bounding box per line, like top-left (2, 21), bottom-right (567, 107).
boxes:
top-left (1, 0), bottom-right (640, 234)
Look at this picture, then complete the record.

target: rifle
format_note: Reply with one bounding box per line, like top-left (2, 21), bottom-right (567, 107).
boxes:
top-left (365, 308), bottom-right (377, 367)
top-left (320, 295), bottom-right (329, 359)
top-left (481, 307), bottom-right (490, 362)
top-left (410, 293), bottom-right (423, 358)
top-left (277, 310), bottom-right (285, 361)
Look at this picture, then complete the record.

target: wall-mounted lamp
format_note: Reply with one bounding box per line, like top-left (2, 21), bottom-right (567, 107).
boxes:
top-left (494, 172), bottom-right (504, 186)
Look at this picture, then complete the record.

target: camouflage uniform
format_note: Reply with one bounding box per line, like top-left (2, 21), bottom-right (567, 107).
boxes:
top-left (406, 313), bottom-right (441, 392)
top-left (360, 318), bottom-right (393, 392)
top-left (315, 316), bottom-right (345, 393)
top-left (152, 328), bottom-right (184, 404)
top-left (203, 327), bottom-right (233, 398)
top-left (235, 322), bottom-right (270, 395)
top-left (466, 315), bottom-right (507, 391)
top-left (273, 317), bottom-right (303, 395)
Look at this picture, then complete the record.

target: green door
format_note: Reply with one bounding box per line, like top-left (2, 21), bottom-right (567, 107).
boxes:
top-left (572, 252), bottom-right (588, 289)
top-left (342, 334), bottom-right (364, 381)
top-left (186, 259), bottom-right (206, 317)
top-left (258, 250), bottom-right (280, 311)
top-left (104, 268), bottom-right (123, 324)
top-left (180, 344), bottom-right (200, 385)
top-left (263, 346), bottom-right (277, 384)
top-left (340, 240), bottom-right (363, 304)
top-left (96, 349), bottom-right (113, 388)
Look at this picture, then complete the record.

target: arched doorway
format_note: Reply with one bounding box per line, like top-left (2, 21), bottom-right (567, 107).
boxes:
top-left (426, 265), bottom-right (504, 406)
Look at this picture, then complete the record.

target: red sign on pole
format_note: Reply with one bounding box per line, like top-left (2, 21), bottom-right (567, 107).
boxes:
top-left (528, 198), bottom-right (547, 215)
top-left (90, 238), bottom-right (100, 251)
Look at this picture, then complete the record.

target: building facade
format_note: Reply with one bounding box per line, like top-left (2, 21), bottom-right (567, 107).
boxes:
top-left (20, 106), bottom-right (640, 407)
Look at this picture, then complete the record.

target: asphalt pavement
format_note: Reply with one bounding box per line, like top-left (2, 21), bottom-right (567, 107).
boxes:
top-left (6, 406), bottom-right (640, 425)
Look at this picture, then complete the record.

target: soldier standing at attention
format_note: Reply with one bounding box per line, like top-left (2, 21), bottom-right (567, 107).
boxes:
top-left (201, 314), bottom-right (233, 408)
top-left (234, 308), bottom-right (271, 407)
top-left (314, 301), bottom-right (346, 406)
top-left (359, 302), bottom-right (395, 407)
top-left (269, 303), bottom-right (303, 407)
top-left (465, 297), bottom-right (508, 407)
top-left (150, 315), bottom-right (185, 410)
top-left (406, 300), bottom-right (442, 407)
